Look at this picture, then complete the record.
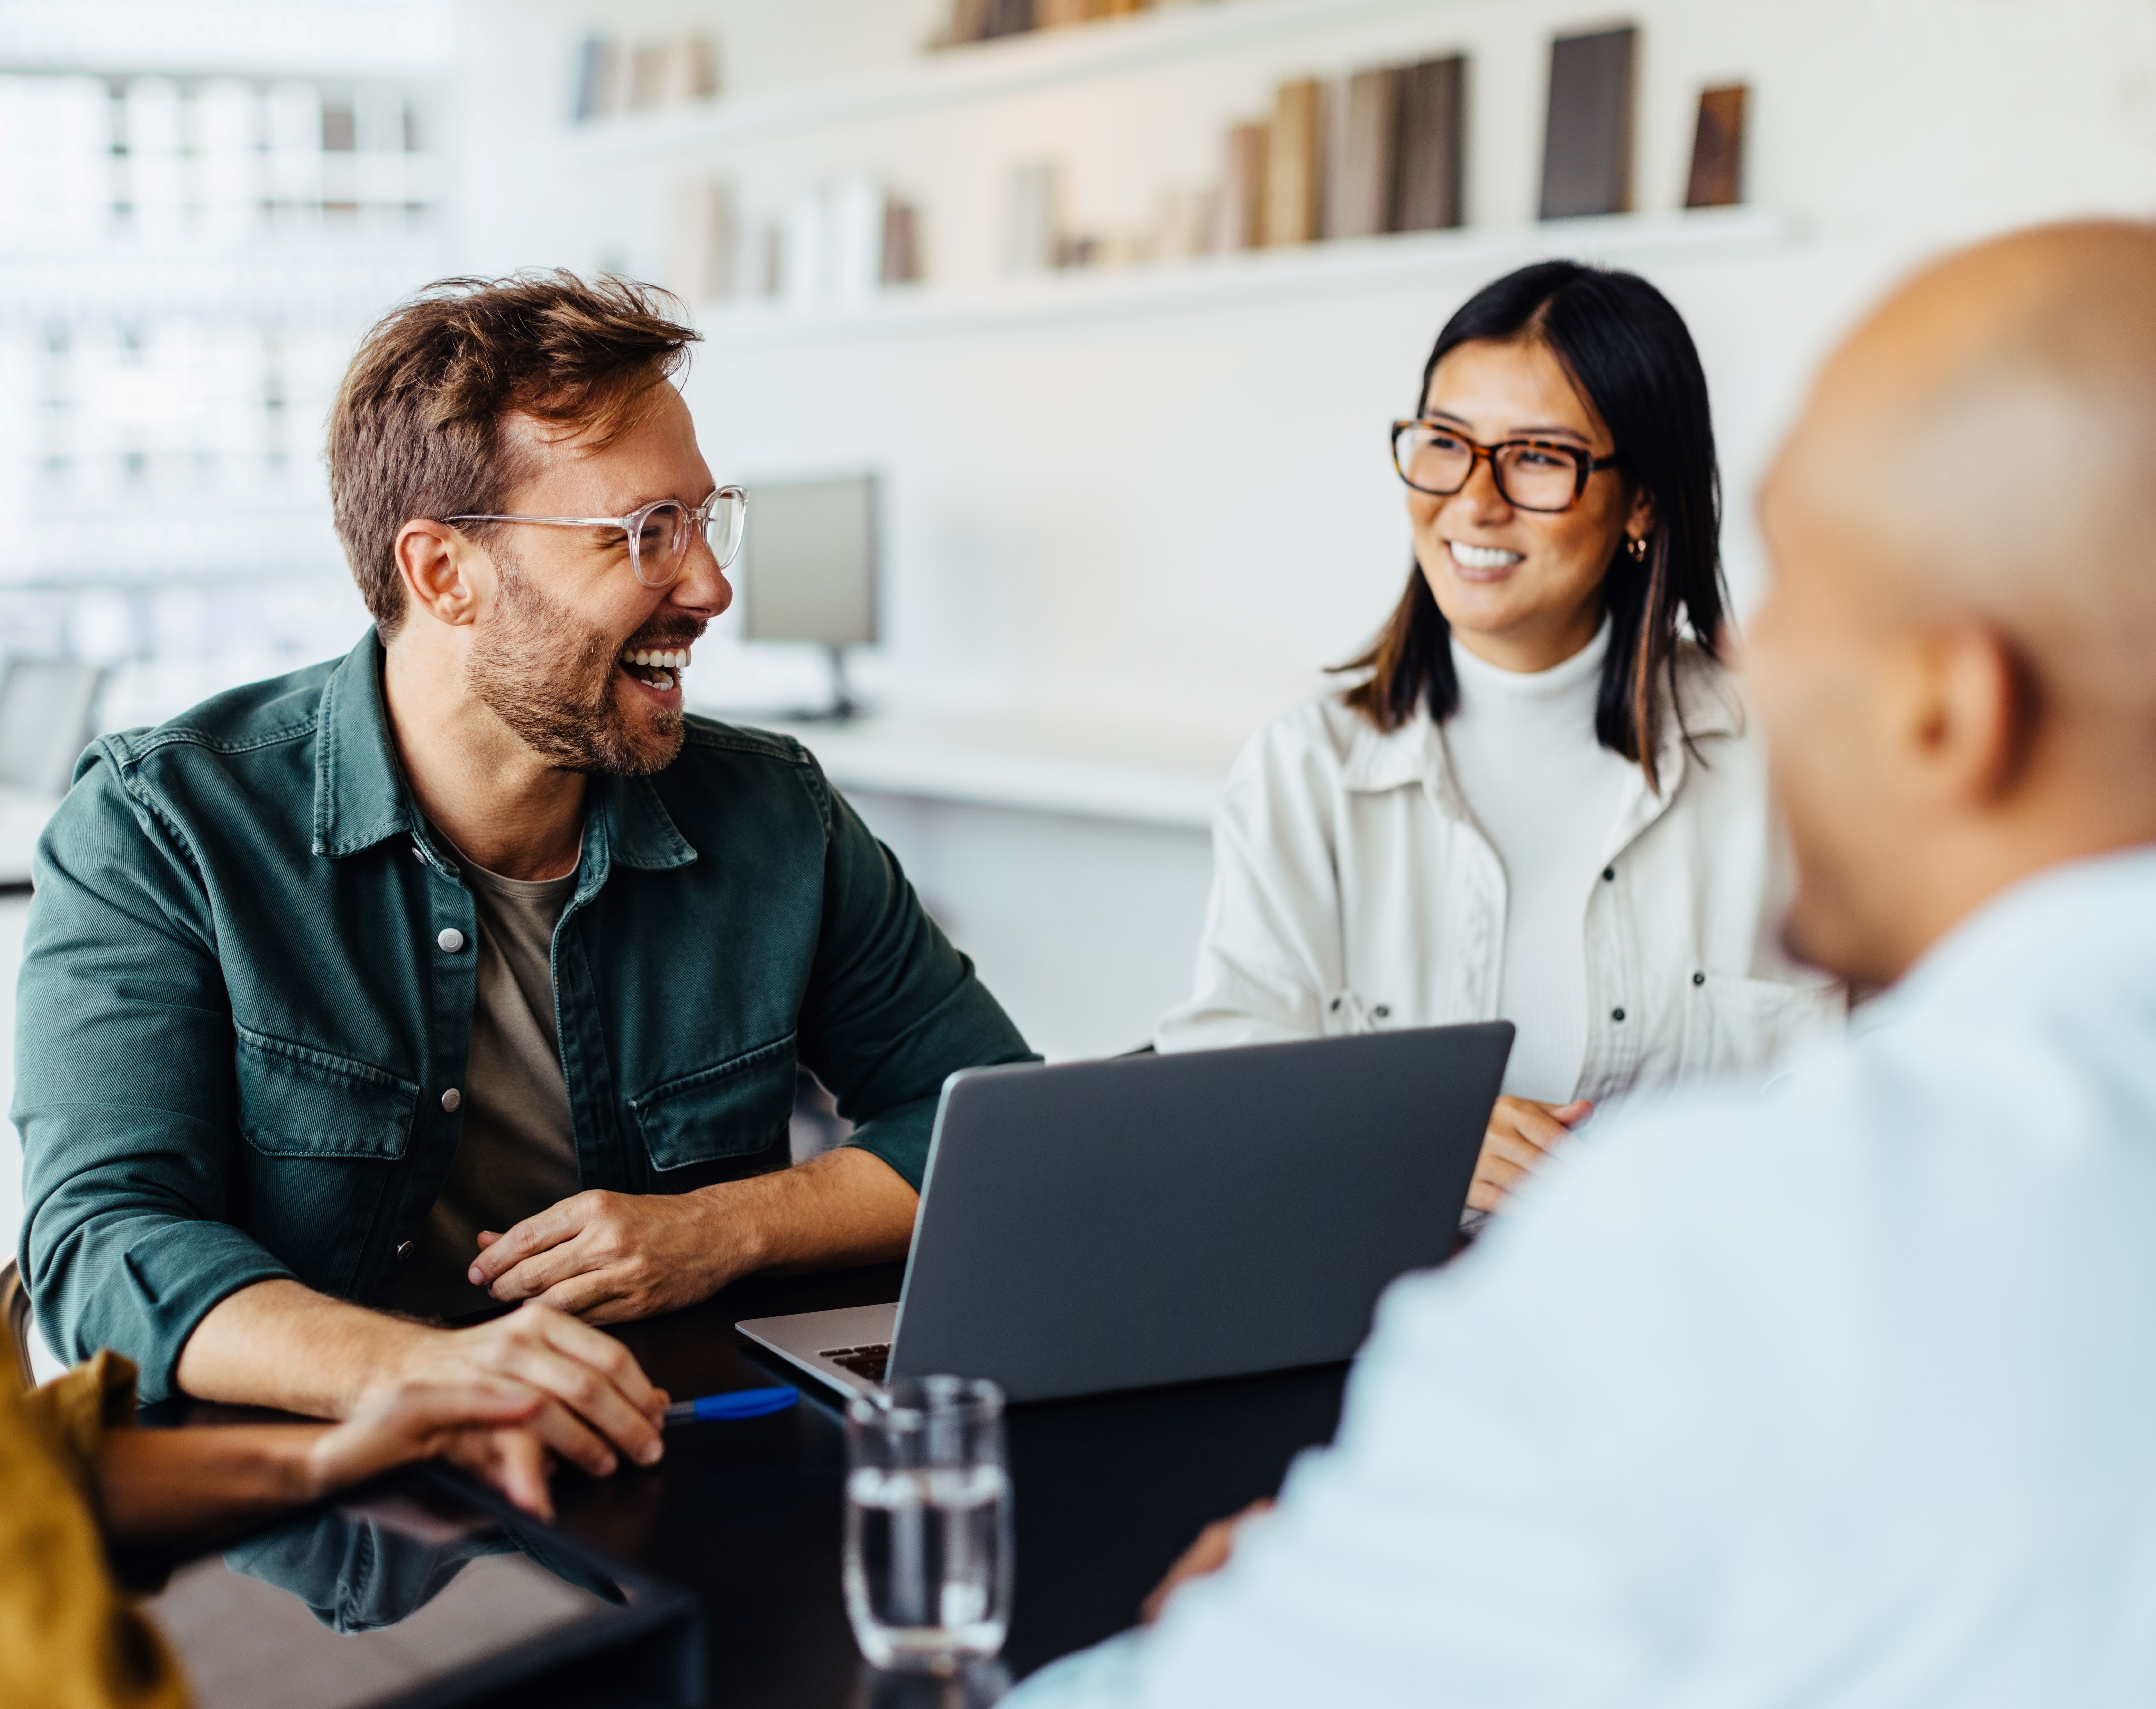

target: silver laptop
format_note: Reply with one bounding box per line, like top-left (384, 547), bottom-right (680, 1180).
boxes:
top-left (737, 1024), bottom-right (1511, 1404)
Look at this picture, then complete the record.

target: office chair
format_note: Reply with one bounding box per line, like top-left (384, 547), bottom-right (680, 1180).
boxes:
top-left (0, 1258), bottom-right (35, 1393)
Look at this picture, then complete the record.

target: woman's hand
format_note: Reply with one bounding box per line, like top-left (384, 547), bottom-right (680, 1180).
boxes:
top-left (305, 1383), bottom-right (554, 1519)
top-left (1468, 1096), bottom-right (1592, 1214)
top-left (1140, 1499), bottom-right (1275, 1624)
top-left (98, 1383), bottom-right (555, 1545)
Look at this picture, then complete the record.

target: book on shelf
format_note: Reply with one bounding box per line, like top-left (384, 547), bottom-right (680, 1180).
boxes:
top-left (1149, 185), bottom-right (1216, 260)
top-left (1006, 161), bottom-right (1062, 273)
top-left (628, 41), bottom-right (669, 111)
top-left (945, 0), bottom-right (997, 41)
top-left (830, 176), bottom-right (887, 306)
top-left (658, 34), bottom-right (720, 106)
top-left (571, 32), bottom-right (717, 121)
top-left (1262, 78), bottom-right (1323, 246)
top-left (962, 0), bottom-right (1149, 33)
top-left (1325, 66), bottom-right (1398, 241)
top-left (882, 199), bottom-right (921, 285)
top-left (1539, 25), bottom-right (1636, 219)
top-left (572, 38), bottom-right (610, 123)
top-left (1393, 55), bottom-right (1465, 232)
top-left (1213, 121), bottom-right (1269, 251)
top-left (667, 179), bottom-right (736, 303)
top-left (1684, 84), bottom-right (1748, 207)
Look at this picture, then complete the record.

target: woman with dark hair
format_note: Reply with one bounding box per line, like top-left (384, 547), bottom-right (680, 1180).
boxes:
top-left (1156, 261), bottom-right (1842, 1214)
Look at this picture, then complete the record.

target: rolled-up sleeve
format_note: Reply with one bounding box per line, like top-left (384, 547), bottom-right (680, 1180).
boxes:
top-left (14, 750), bottom-right (294, 1402)
top-left (795, 768), bottom-right (1035, 1189)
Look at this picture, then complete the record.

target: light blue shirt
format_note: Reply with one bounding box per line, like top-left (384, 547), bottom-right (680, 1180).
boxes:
top-left (1012, 846), bottom-right (2156, 1707)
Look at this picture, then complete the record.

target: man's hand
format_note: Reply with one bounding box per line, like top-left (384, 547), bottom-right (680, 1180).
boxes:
top-left (1468, 1096), bottom-right (1592, 1214)
top-left (471, 1190), bottom-right (747, 1324)
top-left (469, 1148), bottom-right (922, 1326)
top-left (385, 1301), bottom-right (669, 1479)
top-left (1141, 1499), bottom-right (1274, 1624)
top-left (305, 1383), bottom-right (554, 1518)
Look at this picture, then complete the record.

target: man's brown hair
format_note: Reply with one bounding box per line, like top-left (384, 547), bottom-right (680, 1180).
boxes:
top-left (328, 271), bottom-right (700, 637)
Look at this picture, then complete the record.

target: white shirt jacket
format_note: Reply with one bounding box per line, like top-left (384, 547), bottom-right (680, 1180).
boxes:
top-left (1156, 644), bottom-right (1841, 1103)
top-left (1016, 846), bottom-right (2156, 1708)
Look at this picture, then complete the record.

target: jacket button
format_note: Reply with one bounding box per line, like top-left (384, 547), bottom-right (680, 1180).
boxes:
top-left (437, 927), bottom-right (466, 953)
top-left (1601, 866), bottom-right (1615, 882)
top-left (1692, 970), bottom-right (1706, 986)
top-left (396, 1240), bottom-right (414, 1262)
top-left (1611, 1007), bottom-right (1627, 1022)
top-left (441, 1087), bottom-right (462, 1113)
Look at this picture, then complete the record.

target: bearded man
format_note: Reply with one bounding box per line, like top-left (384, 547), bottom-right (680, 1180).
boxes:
top-left (16, 274), bottom-right (1032, 1480)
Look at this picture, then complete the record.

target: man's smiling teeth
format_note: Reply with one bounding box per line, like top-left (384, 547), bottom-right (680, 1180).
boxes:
top-left (620, 646), bottom-right (689, 690)
top-left (1448, 541), bottom-right (1524, 570)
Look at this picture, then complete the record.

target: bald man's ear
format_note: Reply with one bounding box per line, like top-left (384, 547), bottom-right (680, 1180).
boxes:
top-left (1901, 623), bottom-right (2035, 808)
top-left (394, 520), bottom-right (482, 632)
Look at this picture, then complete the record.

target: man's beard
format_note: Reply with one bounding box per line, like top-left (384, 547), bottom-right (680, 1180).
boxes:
top-left (467, 555), bottom-right (687, 777)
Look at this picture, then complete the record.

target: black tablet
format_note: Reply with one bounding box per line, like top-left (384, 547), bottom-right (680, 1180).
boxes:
top-left (140, 1466), bottom-right (701, 1709)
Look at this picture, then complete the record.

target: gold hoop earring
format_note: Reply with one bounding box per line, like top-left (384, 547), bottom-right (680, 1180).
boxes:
top-left (1625, 535), bottom-right (1649, 562)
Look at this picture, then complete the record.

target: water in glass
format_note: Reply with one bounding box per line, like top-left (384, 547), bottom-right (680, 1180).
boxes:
top-left (844, 1376), bottom-right (1012, 1673)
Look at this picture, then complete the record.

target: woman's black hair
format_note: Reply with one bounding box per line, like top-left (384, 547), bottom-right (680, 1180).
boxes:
top-left (1337, 259), bottom-right (1728, 789)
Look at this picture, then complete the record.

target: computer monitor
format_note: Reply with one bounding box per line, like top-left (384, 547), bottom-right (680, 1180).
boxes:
top-left (737, 473), bottom-right (878, 720)
top-left (0, 659), bottom-right (105, 797)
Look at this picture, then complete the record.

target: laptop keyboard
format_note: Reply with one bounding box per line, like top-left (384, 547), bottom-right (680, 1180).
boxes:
top-left (819, 1344), bottom-right (891, 1383)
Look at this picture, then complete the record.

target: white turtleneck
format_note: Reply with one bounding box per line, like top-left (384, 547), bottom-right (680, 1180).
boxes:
top-left (1443, 619), bottom-right (1637, 1103)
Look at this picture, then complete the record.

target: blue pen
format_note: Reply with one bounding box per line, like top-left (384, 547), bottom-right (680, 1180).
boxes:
top-left (663, 1384), bottom-right (799, 1424)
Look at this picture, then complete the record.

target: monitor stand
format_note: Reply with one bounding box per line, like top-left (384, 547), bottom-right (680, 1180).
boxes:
top-left (770, 644), bottom-right (865, 724)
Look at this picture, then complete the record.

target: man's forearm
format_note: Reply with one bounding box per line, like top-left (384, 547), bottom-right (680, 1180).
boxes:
top-left (172, 1279), bottom-right (446, 1419)
top-left (701, 1146), bottom-right (919, 1277)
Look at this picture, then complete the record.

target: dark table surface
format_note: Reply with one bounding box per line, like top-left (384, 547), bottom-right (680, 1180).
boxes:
top-left (551, 1262), bottom-right (1351, 1708)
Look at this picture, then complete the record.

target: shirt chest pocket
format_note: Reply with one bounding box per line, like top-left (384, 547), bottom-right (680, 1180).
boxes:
top-left (627, 1032), bottom-right (798, 1173)
top-left (234, 1027), bottom-right (420, 1159)
top-left (231, 1027), bottom-right (420, 1296)
top-left (1678, 973), bottom-right (1845, 1083)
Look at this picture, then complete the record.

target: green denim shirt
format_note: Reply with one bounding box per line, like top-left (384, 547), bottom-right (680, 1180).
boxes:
top-left (14, 634), bottom-right (1033, 1401)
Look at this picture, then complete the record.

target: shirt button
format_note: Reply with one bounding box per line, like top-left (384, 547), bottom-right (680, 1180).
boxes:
top-left (1692, 970), bottom-right (1706, 987)
top-left (441, 1087), bottom-right (462, 1113)
top-left (396, 1240), bottom-right (414, 1262)
top-left (437, 927), bottom-right (466, 953)
top-left (1373, 1004), bottom-right (1391, 1019)
top-left (1611, 1007), bottom-right (1627, 1022)
top-left (1601, 866), bottom-right (1616, 882)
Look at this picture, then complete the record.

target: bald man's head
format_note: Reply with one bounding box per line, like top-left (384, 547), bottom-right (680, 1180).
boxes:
top-left (1750, 221), bottom-right (2156, 985)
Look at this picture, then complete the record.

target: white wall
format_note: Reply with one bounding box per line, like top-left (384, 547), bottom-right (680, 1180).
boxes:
top-left (439, 0), bottom-right (2156, 1061)
top-left (454, 0), bottom-right (2156, 728)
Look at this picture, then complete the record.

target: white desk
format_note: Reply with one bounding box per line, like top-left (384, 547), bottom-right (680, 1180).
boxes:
top-left (751, 709), bottom-right (1241, 831)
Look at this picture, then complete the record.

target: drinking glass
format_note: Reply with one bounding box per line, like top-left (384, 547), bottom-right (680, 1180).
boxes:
top-left (843, 1375), bottom-right (1013, 1674)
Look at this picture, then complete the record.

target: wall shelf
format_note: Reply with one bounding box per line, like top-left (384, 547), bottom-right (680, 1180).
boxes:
top-left (687, 206), bottom-right (1795, 347)
top-left (563, 0), bottom-right (1479, 168)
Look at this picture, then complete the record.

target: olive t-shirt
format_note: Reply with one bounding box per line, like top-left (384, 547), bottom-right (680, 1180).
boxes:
top-left (390, 858), bottom-right (582, 1321)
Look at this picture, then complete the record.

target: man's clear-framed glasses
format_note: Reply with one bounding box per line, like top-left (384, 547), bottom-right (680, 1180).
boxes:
top-left (1390, 421), bottom-right (1621, 513)
top-left (445, 486), bottom-right (748, 589)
